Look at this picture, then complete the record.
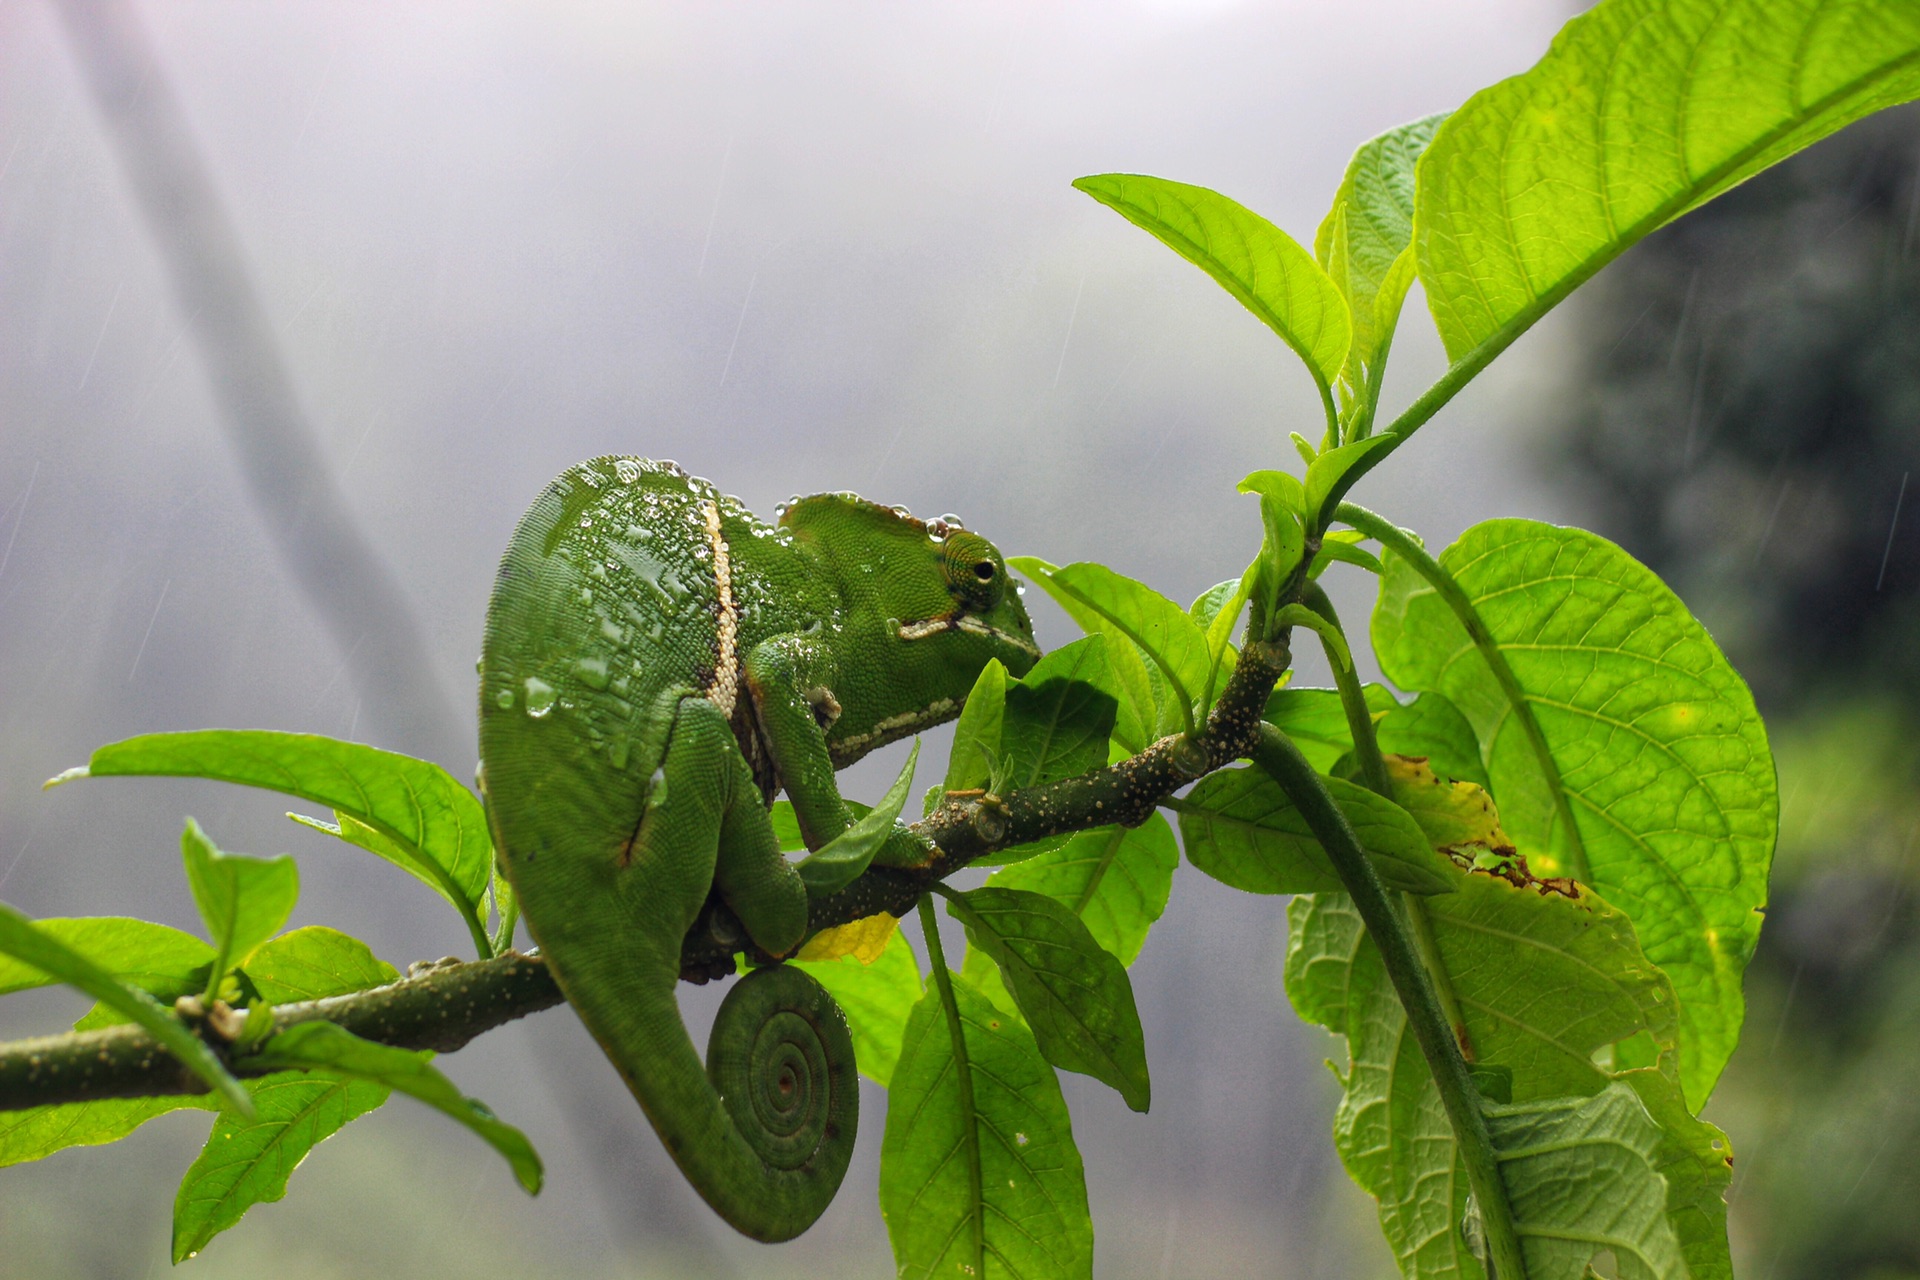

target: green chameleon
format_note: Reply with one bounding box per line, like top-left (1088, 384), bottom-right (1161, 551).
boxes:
top-left (476, 456), bottom-right (1040, 1241)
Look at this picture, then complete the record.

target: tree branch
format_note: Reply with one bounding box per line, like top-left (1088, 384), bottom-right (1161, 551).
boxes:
top-left (0, 636), bottom-right (1293, 1111)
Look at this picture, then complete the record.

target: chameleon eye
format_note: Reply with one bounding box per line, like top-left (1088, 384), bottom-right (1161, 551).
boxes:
top-left (942, 533), bottom-right (1003, 610)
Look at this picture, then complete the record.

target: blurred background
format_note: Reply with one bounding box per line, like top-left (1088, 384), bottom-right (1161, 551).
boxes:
top-left (0, 1), bottom-right (1909, 1276)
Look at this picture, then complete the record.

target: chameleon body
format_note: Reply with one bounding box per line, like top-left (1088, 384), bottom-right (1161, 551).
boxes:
top-left (477, 456), bottom-right (1039, 1241)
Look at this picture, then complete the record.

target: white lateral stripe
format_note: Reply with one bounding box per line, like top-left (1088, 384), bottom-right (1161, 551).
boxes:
top-left (703, 500), bottom-right (739, 718)
top-left (896, 615), bottom-right (1038, 656)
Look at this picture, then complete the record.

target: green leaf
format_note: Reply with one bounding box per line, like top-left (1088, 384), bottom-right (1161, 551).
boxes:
top-left (244, 1021), bottom-right (541, 1193)
top-left (180, 820), bottom-right (299, 995)
top-left (1263, 685), bottom-right (1399, 774)
top-left (172, 1072), bottom-right (391, 1263)
top-left (796, 740), bottom-right (920, 893)
top-left (879, 974), bottom-right (1092, 1280)
top-left (1237, 471), bottom-right (1308, 619)
top-left (0, 917), bottom-right (211, 999)
top-left (1416, 0), bottom-right (1920, 374)
top-left (1010, 559), bottom-right (1208, 738)
top-left (1304, 436), bottom-right (1394, 526)
top-left (1375, 690), bottom-right (1489, 789)
top-left (1313, 114), bottom-right (1446, 429)
top-left (792, 926), bottom-right (922, 1088)
top-left (1285, 855), bottom-right (1734, 1280)
top-left (1481, 1084), bottom-right (1685, 1280)
top-left (986, 814), bottom-right (1177, 966)
top-left (1001, 637), bottom-right (1119, 788)
top-left (1308, 530), bottom-right (1383, 579)
top-left (0, 901), bottom-right (250, 1114)
top-left (945, 658), bottom-right (1008, 794)
top-left (944, 887), bottom-right (1150, 1111)
top-left (1189, 579), bottom-right (1242, 631)
top-left (1074, 173), bottom-right (1350, 400)
top-left (243, 926), bottom-right (398, 1004)
top-left (0, 1096), bottom-right (215, 1169)
top-left (1177, 767), bottom-right (1455, 896)
top-left (61, 730), bottom-right (495, 954)
top-left (1371, 519), bottom-right (1775, 1106)
top-left (172, 932), bottom-right (402, 1261)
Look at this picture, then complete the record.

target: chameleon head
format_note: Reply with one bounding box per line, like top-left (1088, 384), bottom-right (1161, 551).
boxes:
top-left (779, 494), bottom-right (1039, 761)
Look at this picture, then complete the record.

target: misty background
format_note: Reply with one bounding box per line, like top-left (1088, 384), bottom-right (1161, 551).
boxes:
top-left (7, 1), bottom-right (1891, 1277)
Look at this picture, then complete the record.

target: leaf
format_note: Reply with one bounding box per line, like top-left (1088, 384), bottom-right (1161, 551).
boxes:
top-left (986, 814), bottom-right (1177, 966)
top-left (242, 926), bottom-right (398, 1005)
top-left (1263, 684), bottom-right (1400, 774)
top-left (1481, 1084), bottom-right (1686, 1280)
top-left (1371, 519), bottom-right (1775, 1106)
top-left (172, 1072), bottom-right (391, 1263)
top-left (879, 974), bottom-right (1092, 1280)
top-left (172, 935), bottom-right (400, 1262)
top-left (61, 730), bottom-right (494, 950)
top-left (0, 1096), bottom-right (215, 1169)
top-left (1308, 530), bottom-right (1384, 579)
top-left (1237, 471), bottom-right (1307, 618)
top-left (1188, 579), bottom-right (1242, 631)
top-left (1380, 756), bottom-right (1510, 858)
top-left (796, 740), bottom-right (919, 893)
top-left (0, 917), bottom-right (210, 998)
top-left (1177, 767), bottom-right (1455, 896)
top-left (1375, 690), bottom-right (1488, 789)
top-left (180, 820), bottom-right (299, 989)
top-left (1416, 0), bottom-right (1920, 373)
top-left (1074, 173), bottom-right (1350, 396)
top-left (245, 1021), bottom-right (541, 1193)
top-left (945, 887), bottom-right (1150, 1111)
top-left (1000, 637), bottom-right (1119, 788)
top-left (1284, 855), bottom-right (1733, 1280)
top-left (1314, 113), bottom-right (1447, 425)
top-left (1010, 559), bottom-right (1209, 739)
top-left (793, 925), bottom-right (922, 1088)
top-left (945, 658), bottom-right (1008, 794)
top-left (0, 901), bottom-right (250, 1113)
top-left (1304, 436), bottom-right (1394, 525)
top-left (795, 912), bottom-right (899, 965)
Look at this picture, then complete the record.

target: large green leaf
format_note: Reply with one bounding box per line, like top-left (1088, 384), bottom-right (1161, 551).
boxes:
top-left (0, 902), bottom-right (249, 1113)
top-left (945, 887), bottom-right (1150, 1112)
top-left (1371, 519), bottom-right (1774, 1107)
top-left (173, 930), bottom-right (401, 1262)
top-left (796, 740), bottom-right (919, 893)
top-left (180, 820), bottom-right (299, 990)
top-left (1001, 637), bottom-right (1119, 788)
top-left (1285, 856), bottom-right (1734, 1280)
top-left (1074, 173), bottom-right (1350, 397)
top-left (1314, 113), bottom-right (1447, 426)
top-left (945, 658), bottom-right (1009, 794)
top-left (245, 1021), bottom-right (540, 1193)
top-left (172, 1072), bottom-right (389, 1262)
top-left (1482, 1085), bottom-right (1685, 1280)
top-left (879, 975), bottom-right (1092, 1280)
top-left (793, 926), bottom-right (922, 1088)
top-left (1416, 0), bottom-right (1920, 375)
top-left (1376, 690), bottom-right (1488, 790)
top-left (58, 731), bottom-right (494, 953)
top-left (1263, 684), bottom-right (1400, 773)
top-left (1010, 558), bottom-right (1210, 739)
top-left (985, 814), bottom-right (1177, 966)
top-left (1176, 767), bottom-right (1455, 896)
top-left (0, 917), bottom-right (210, 998)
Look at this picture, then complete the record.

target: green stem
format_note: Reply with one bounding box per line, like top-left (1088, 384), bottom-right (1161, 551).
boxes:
top-left (1299, 583), bottom-right (1388, 798)
top-left (918, 895), bottom-right (985, 1279)
top-left (1335, 502), bottom-right (1591, 884)
top-left (1298, 583), bottom-right (1475, 1060)
top-left (1253, 726), bottom-right (1525, 1280)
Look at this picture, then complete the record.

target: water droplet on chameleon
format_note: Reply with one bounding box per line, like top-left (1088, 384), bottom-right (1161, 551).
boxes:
top-left (572, 657), bottom-right (611, 690)
top-left (613, 458), bottom-right (643, 484)
top-left (523, 677), bottom-right (557, 718)
top-left (577, 587), bottom-right (593, 606)
top-left (609, 737), bottom-right (630, 770)
top-left (494, 688), bottom-right (515, 710)
top-left (600, 618), bottom-right (625, 644)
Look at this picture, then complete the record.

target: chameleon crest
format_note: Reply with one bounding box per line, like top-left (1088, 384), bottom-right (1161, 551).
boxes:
top-left (477, 457), bottom-right (1037, 1241)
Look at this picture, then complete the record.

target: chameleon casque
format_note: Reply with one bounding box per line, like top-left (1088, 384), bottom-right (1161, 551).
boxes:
top-left (477, 456), bottom-right (1040, 1241)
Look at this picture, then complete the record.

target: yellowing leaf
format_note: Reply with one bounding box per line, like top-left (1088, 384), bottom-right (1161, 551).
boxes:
top-left (797, 912), bottom-right (899, 964)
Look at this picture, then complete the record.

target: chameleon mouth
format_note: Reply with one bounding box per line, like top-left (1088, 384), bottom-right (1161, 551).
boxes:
top-left (897, 614), bottom-right (1041, 657)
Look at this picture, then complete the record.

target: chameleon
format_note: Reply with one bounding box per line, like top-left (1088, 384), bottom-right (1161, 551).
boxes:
top-left (476, 456), bottom-right (1040, 1241)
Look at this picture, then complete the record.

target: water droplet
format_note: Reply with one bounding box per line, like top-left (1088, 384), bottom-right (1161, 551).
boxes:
top-left (579, 470), bottom-right (604, 489)
top-left (938, 512), bottom-right (965, 530)
top-left (609, 737), bottom-right (630, 770)
top-left (1014, 1131), bottom-right (1028, 1146)
top-left (577, 587), bottom-right (594, 606)
top-left (474, 654), bottom-right (484, 673)
top-left (523, 677), bottom-right (557, 718)
top-left (890, 503), bottom-right (911, 516)
top-left (600, 618), bottom-right (626, 644)
top-left (773, 503), bottom-right (789, 519)
top-left (692, 543), bottom-right (710, 561)
top-left (613, 458), bottom-right (642, 484)
top-left (494, 688), bottom-right (516, 710)
top-left (572, 657), bottom-right (611, 690)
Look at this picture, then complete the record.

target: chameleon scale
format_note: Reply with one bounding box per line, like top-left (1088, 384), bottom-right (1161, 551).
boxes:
top-left (478, 456), bottom-right (1037, 1241)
